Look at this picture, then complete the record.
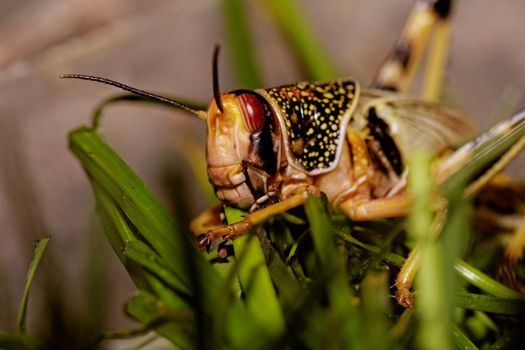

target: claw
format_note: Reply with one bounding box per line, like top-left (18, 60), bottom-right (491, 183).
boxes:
top-left (195, 221), bottom-right (253, 249)
top-left (196, 233), bottom-right (211, 249)
top-left (396, 287), bottom-right (415, 308)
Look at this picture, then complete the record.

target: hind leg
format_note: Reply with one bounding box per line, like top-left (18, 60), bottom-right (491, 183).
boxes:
top-left (371, 0), bottom-right (453, 101)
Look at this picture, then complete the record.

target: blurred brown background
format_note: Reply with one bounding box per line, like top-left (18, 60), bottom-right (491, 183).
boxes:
top-left (1, 0), bottom-right (524, 348)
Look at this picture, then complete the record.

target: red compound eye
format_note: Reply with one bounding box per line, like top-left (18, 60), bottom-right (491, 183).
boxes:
top-left (238, 93), bottom-right (265, 132)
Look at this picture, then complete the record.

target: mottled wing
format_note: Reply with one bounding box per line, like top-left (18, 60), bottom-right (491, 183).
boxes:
top-left (364, 95), bottom-right (475, 159)
top-left (264, 79), bottom-right (359, 174)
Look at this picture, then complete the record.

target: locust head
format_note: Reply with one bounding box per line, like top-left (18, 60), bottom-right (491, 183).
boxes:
top-left (206, 90), bottom-right (280, 210)
top-left (201, 45), bottom-right (280, 210)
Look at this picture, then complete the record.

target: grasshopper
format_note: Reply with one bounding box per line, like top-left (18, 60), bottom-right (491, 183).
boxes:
top-left (62, 0), bottom-right (525, 307)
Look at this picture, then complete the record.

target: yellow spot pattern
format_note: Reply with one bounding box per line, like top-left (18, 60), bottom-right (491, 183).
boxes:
top-left (266, 79), bottom-right (357, 172)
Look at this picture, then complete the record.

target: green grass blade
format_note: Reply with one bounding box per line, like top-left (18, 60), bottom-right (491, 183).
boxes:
top-left (304, 195), bottom-right (361, 349)
top-left (222, 0), bottom-right (264, 88)
top-left (261, 0), bottom-right (338, 80)
top-left (125, 291), bottom-right (196, 349)
top-left (361, 272), bottom-right (392, 350)
top-left (0, 332), bottom-right (46, 350)
top-left (123, 240), bottom-right (185, 295)
top-left (224, 206), bottom-right (286, 340)
top-left (92, 182), bottom-right (153, 291)
top-left (69, 127), bottom-right (221, 312)
top-left (16, 236), bottom-right (50, 334)
top-left (93, 176), bottom-right (190, 313)
top-left (265, 249), bottom-right (302, 310)
top-left (336, 230), bottom-right (406, 267)
top-left (452, 325), bottom-right (479, 350)
top-left (408, 151), bottom-right (453, 350)
top-left (454, 293), bottom-right (525, 315)
top-left (455, 261), bottom-right (523, 299)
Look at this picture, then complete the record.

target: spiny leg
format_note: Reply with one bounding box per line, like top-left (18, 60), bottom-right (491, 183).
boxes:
top-left (371, 0), bottom-right (453, 96)
top-left (395, 205), bottom-right (448, 308)
top-left (196, 192), bottom-right (309, 248)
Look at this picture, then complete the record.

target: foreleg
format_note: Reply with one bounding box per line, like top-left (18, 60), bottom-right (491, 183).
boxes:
top-left (195, 191), bottom-right (309, 248)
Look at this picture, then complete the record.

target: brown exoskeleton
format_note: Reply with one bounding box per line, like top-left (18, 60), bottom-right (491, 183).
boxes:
top-left (62, 0), bottom-right (525, 307)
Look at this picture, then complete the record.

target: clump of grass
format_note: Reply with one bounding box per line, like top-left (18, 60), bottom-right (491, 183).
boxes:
top-left (63, 122), bottom-right (525, 349)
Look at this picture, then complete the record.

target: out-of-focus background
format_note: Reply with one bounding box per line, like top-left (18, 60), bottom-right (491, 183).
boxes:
top-left (1, 0), bottom-right (524, 348)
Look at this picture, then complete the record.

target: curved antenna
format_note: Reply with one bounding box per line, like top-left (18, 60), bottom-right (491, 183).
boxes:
top-left (212, 45), bottom-right (225, 113)
top-left (60, 74), bottom-right (207, 120)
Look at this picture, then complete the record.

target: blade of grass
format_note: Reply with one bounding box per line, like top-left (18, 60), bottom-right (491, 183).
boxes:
top-left (408, 151), bottom-right (452, 350)
top-left (222, 0), bottom-right (264, 88)
top-left (224, 206), bottom-right (286, 340)
top-left (304, 195), bottom-right (361, 350)
top-left (265, 249), bottom-right (302, 310)
top-left (0, 332), bottom-right (46, 350)
top-left (261, 0), bottom-right (338, 80)
top-left (92, 182), bottom-right (152, 291)
top-left (336, 230), bottom-right (406, 267)
top-left (361, 272), bottom-right (392, 350)
top-left (69, 127), bottom-right (221, 312)
top-left (93, 181), bottom-right (190, 314)
top-left (454, 293), bottom-right (525, 315)
top-left (125, 291), bottom-right (196, 349)
top-left (455, 261), bottom-right (523, 299)
top-left (123, 240), bottom-right (186, 296)
top-left (208, 236), bottom-right (265, 349)
top-left (74, 129), bottom-right (243, 347)
top-left (432, 152), bottom-right (472, 347)
top-left (16, 236), bottom-right (50, 333)
top-left (452, 324), bottom-right (479, 350)
top-left (84, 218), bottom-right (109, 337)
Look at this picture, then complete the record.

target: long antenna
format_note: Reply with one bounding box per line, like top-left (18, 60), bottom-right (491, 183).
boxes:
top-left (60, 74), bottom-right (207, 120)
top-left (212, 45), bottom-right (225, 113)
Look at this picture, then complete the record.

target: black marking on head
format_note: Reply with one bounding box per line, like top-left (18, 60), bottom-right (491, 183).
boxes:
top-left (265, 79), bottom-right (358, 172)
top-left (432, 0), bottom-right (452, 18)
top-left (366, 107), bottom-right (404, 175)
